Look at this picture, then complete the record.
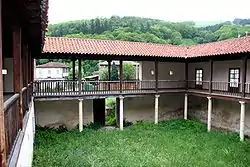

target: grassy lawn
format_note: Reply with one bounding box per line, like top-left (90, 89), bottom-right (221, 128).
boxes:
top-left (33, 120), bottom-right (250, 167)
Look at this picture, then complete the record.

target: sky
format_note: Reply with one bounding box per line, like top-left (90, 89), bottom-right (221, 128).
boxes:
top-left (49, 0), bottom-right (250, 24)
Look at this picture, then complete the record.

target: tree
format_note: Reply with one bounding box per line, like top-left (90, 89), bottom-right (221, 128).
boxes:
top-left (111, 62), bottom-right (118, 81)
top-left (99, 67), bottom-right (109, 81)
top-left (122, 63), bottom-right (136, 80)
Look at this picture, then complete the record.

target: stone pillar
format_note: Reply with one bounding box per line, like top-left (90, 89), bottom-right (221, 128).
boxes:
top-left (119, 96), bottom-right (124, 130)
top-left (78, 99), bottom-right (83, 132)
top-left (207, 97), bottom-right (212, 132)
top-left (184, 93), bottom-right (188, 120)
top-left (155, 95), bottom-right (160, 124)
top-left (239, 101), bottom-right (245, 141)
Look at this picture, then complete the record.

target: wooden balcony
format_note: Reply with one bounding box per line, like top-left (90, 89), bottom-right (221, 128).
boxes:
top-left (3, 84), bottom-right (33, 163)
top-left (33, 80), bottom-right (186, 98)
top-left (33, 80), bottom-right (250, 100)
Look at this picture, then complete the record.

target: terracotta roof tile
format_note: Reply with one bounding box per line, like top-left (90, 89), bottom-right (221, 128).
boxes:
top-left (43, 37), bottom-right (250, 58)
top-left (37, 62), bottom-right (69, 68)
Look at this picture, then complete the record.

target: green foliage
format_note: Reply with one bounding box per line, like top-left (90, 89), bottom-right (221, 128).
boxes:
top-left (105, 98), bottom-right (116, 126)
top-left (47, 16), bottom-right (250, 47)
top-left (122, 63), bottom-right (136, 80)
top-left (43, 16), bottom-right (250, 79)
top-left (99, 67), bottom-right (109, 81)
top-left (33, 120), bottom-right (250, 167)
top-left (111, 62), bottom-right (118, 81)
top-left (100, 63), bottom-right (136, 81)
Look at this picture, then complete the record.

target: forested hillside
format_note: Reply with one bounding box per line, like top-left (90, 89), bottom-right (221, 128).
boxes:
top-left (38, 16), bottom-right (250, 78)
top-left (47, 16), bottom-right (250, 46)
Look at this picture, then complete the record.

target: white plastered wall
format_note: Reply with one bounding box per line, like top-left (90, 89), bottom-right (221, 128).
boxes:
top-left (3, 58), bottom-right (13, 92)
top-left (35, 99), bottom-right (93, 129)
top-left (124, 94), bottom-right (184, 123)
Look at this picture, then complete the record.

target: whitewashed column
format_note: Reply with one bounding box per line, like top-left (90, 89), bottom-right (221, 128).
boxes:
top-left (184, 93), bottom-right (188, 120)
top-left (239, 101), bottom-right (245, 141)
top-left (78, 99), bottom-right (83, 132)
top-left (207, 97), bottom-right (212, 132)
top-left (155, 95), bottom-right (160, 124)
top-left (119, 96), bottom-right (124, 131)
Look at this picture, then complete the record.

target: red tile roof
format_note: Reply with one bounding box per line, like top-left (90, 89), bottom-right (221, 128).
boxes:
top-left (37, 62), bottom-right (69, 68)
top-left (188, 37), bottom-right (250, 57)
top-left (43, 37), bottom-right (250, 58)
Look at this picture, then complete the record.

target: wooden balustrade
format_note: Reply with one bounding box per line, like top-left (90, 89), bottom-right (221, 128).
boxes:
top-left (33, 80), bottom-right (250, 98)
top-left (2, 83), bottom-right (33, 161)
top-left (3, 94), bottom-right (20, 159)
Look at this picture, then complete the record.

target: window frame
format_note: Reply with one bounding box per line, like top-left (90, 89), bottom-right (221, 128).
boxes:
top-left (195, 68), bottom-right (203, 88)
top-left (228, 68), bottom-right (240, 88)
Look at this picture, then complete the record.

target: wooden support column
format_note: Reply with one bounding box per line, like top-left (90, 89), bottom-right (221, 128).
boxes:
top-left (242, 56), bottom-right (247, 97)
top-left (72, 59), bottom-right (76, 91)
top-left (78, 59), bottom-right (82, 94)
top-left (155, 60), bottom-right (158, 92)
top-left (207, 97), bottom-right (212, 132)
top-left (239, 101), bottom-right (245, 141)
top-left (13, 26), bottom-right (23, 129)
top-left (0, 0), bottom-right (7, 165)
top-left (154, 95), bottom-right (160, 124)
top-left (209, 60), bottom-right (213, 93)
top-left (185, 61), bottom-right (188, 89)
top-left (108, 60), bottom-right (111, 90)
top-left (119, 60), bottom-right (123, 93)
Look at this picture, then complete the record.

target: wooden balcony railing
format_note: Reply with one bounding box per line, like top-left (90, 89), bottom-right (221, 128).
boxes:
top-left (4, 94), bottom-right (20, 159)
top-left (188, 80), bottom-right (244, 97)
top-left (33, 80), bottom-right (250, 98)
top-left (33, 80), bottom-right (187, 96)
top-left (2, 83), bottom-right (33, 162)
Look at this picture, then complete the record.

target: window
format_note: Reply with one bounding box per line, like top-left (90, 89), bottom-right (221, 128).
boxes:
top-left (48, 69), bottom-right (51, 78)
top-left (195, 69), bottom-right (203, 85)
top-left (229, 68), bottom-right (240, 88)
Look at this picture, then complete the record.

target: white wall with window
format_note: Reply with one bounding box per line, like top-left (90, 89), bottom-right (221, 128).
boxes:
top-left (35, 67), bottom-right (69, 80)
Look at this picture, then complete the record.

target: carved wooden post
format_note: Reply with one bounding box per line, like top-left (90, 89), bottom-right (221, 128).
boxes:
top-left (72, 59), bottom-right (76, 91)
top-left (13, 26), bottom-right (23, 129)
top-left (78, 59), bottom-right (82, 94)
top-left (185, 61), bottom-right (188, 89)
top-left (209, 60), bottom-right (213, 93)
top-left (242, 56), bottom-right (247, 97)
top-left (0, 0), bottom-right (7, 165)
top-left (119, 60), bottom-right (123, 93)
top-left (155, 60), bottom-right (158, 92)
top-left (108, 60), bottom-right (111, 90)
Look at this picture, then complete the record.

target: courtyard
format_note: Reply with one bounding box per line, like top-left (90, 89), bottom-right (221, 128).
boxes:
top-left (33, 120), bottom-right (250, 167)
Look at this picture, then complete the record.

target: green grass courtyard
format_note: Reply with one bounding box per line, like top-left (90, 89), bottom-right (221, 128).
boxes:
top-left (33, 120), bottom-right (250, 167)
